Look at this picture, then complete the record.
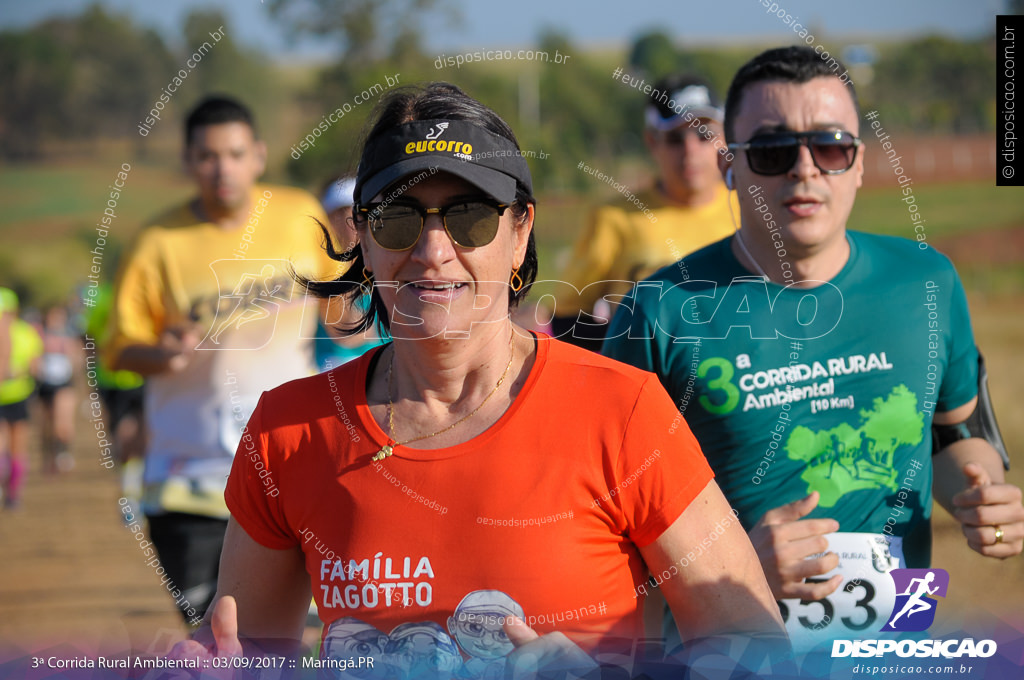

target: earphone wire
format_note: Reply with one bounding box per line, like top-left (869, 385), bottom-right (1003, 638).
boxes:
top-left (724, 172), bottom-right (771, 281)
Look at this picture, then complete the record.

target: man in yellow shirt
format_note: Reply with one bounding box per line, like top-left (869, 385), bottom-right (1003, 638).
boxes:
top-left (107, 96), bottom-right (337, 625)
top-left (553, 75), bottom-right (738, 350)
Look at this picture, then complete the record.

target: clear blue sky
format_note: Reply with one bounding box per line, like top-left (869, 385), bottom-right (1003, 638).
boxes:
top-left (0, 0), bottom-right (1006, 61)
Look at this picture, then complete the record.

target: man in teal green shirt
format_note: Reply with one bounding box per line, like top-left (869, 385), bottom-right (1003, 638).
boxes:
top-left (604, 46), bottom-right (1023, 648)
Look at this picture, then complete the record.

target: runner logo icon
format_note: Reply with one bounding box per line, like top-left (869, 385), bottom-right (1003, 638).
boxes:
top-left (881, 568), bottom-right (949, 632)
top-left (195, 260), bottom-right (295, 350)
top-left (425, 122), bottom-right (449, 139)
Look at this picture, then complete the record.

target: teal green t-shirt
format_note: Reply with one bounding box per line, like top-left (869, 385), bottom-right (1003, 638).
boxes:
top-left (603, 232), bottom-right (978, 568)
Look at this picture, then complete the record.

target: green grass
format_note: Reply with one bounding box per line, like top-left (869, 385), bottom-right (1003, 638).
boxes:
top-left (847, 182), bottom-right (1022, 239)
top-left (530, 180), bottom-right (1024, 297)
top-left (1, 161), bottom-right (192, 230)
top-left (1, 160), bottom-right (1020, 307)
top-left (0, 161), bottom-right (194, 305)
top-left (847, 182), bottom-right (1024, 296)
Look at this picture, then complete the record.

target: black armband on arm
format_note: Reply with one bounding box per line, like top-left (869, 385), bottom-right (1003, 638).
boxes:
top-left (931, 352), bottom-right (1010, 470)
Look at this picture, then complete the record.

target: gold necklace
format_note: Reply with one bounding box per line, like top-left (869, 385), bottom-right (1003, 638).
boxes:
top-left (372, 329), bottom-right (516, 462)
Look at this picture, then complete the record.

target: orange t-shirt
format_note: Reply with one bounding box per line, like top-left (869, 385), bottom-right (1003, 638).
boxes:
top-left (226, 333), bottom-right (713, 667)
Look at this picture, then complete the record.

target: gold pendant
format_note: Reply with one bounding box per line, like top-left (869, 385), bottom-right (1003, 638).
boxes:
top-left (372, 444), bottom-right (393, 462)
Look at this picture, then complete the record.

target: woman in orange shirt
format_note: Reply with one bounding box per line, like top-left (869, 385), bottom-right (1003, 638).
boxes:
top-left (175, 83), bottom-right (786, 678)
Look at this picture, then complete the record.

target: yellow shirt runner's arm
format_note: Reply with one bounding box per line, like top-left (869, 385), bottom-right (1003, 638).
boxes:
top-left (554, 206), bottom-right (628, 318)
top-left (106, 229), bottom-right (186, 376)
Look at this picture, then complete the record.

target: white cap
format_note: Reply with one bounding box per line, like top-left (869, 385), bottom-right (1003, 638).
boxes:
top-left (645, 84), bottom-right (723, 131)
top-left (321, 177), bottom-right (356, 213)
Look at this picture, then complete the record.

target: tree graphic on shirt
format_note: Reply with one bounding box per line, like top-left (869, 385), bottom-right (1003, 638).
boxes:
top-left (785, 384), bottom-right (924, 507)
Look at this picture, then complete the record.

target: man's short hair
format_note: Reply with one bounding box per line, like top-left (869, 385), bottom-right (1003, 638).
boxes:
top-left (724, 45), bottom-right (859, 143)
top-left (184, 95), bottom-right (258, 147)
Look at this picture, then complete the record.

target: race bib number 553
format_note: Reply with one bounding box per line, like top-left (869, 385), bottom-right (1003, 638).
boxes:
top-left (779, 533), bottom-right (903, 651)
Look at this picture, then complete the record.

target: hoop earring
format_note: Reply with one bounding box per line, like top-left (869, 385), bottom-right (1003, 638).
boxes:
top-left (361, 267), bottom-right (373, 291)
top-left (510, 268), bottom-right (524, 293)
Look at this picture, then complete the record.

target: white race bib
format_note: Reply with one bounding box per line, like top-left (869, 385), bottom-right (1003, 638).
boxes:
top-left (220, 395), bottom-right (257, 456)
top-left (779, 532), bottom-right (903, 651)
top-left (39, 353), bottom-right (73, 385)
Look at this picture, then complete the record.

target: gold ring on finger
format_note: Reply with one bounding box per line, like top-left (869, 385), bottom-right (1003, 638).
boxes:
top-left (994, 525), bottom-right (1004, 545)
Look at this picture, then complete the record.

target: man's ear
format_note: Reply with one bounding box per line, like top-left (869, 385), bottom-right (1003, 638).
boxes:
top-left (643, 128), bottom-right (658, 154)
top-left (181, 144), bottom-right (194, 179)
top-left (853, 139), bottom-right (865, 189)
top-left (718, 153), bottom-right (733, 188)
top-left (253, 139), bottom-right (268, 178)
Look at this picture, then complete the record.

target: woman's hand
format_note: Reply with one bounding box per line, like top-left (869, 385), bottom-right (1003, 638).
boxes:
top-left (953, 462), bottom-right (1024, 558)
top-left (502, 616), bottom-right (598, 679)
top-left (168, 596), bottom-right (244, 662)
top-left (747, 491), bottom-right (842, 601)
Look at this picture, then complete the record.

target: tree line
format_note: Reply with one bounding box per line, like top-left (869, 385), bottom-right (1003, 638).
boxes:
top-left (0, 2), bottom-right (999, 193)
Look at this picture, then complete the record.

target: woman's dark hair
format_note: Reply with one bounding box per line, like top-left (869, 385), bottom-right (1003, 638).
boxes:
top-left (724, 46), bottom-right (859, 143)
top-left (299, 82), bottom-right (538, 337)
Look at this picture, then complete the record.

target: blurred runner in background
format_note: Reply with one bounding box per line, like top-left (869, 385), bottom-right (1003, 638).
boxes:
top-left (85, 281), bottom-right (146, 507)
top-left (314, 176), bottom-right (385, 372)
top-left (552, 74), bottom-right (737, 351)
top-left (0, 288), bottom-right (43, 510)
top-left (36, 305), bottom-right (79, 474)
top-left (106, 95), bottom-right (337, 625)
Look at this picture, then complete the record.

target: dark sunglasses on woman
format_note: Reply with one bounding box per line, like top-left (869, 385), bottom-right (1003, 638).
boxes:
top-left (354, 199), bottom-right (509, 251)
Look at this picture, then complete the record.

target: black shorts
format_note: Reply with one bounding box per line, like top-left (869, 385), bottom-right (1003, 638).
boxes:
top-left (37, 381), bottom-right (73, 404)
top-left (146, 512), bottom-right (227, 624)
top-left (99, 386), bottom-right (145, 431)
top-left (0, 398), bottom-right (31, 423)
